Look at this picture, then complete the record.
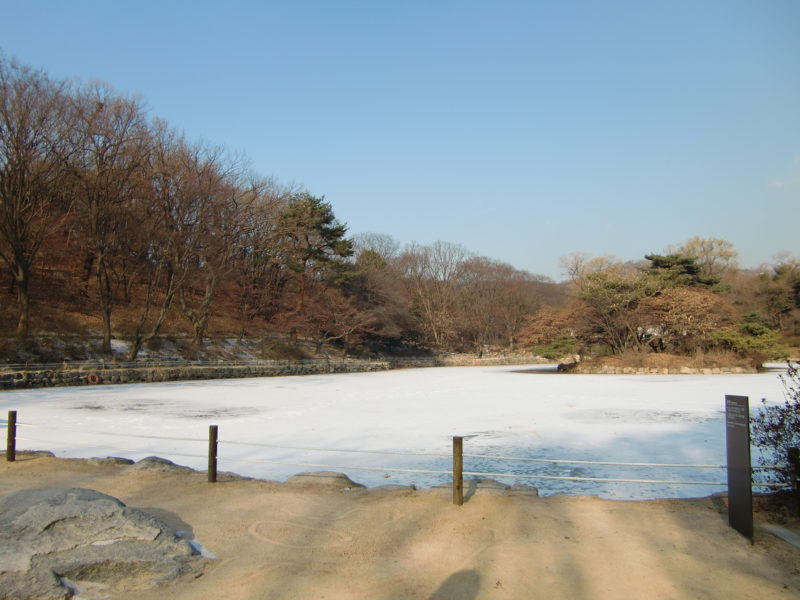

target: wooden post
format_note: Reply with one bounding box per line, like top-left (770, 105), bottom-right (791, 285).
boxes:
top-left (453, 436), bottom-right (463, 506)
top-left (208, 425), bottom-right (218, 483)
top-left (789, 447), bottom-right (799, 516)
top-left (6, 411), bottom-right (17, 462)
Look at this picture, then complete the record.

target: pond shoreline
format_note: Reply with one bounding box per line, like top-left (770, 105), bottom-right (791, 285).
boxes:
top-left (1, 354), bottom-right (769, 390)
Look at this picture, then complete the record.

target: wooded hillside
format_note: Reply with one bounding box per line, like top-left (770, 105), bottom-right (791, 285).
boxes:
top-left (1, 56), bottom-right (797, 364)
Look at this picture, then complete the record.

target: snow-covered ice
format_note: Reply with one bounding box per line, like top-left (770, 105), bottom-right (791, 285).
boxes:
top-left (0, 364), bottom-right (788, 499)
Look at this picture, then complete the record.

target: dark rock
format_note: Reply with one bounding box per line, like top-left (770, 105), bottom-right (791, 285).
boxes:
top-left (129, 456), bottom-right (194, 473)
top-left (0, 450), bottom-right (55, 459)
top-left (87, 457), bottom-right (135, 466)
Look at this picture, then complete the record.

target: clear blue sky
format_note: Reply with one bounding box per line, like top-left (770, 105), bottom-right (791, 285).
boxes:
top-left (1, 0), bottom-right (798, 280)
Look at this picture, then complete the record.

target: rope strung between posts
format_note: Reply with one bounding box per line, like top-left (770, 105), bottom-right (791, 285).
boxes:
top-left (218, 456), bottom-right (786, 487)
top-left (215, 440), bottom-right (789, 470)
top-left (12, 420), bottom-right (787, 471)
top-left (220, 438), bottom-right (451, 458)
top-left (11, 434), bottom-right (788, 488)
top-left (16, 421), bottom-right (206, 443)
top-left (221, 457), bottom-right (721, 484)
top-left (146, 450), bottom-right (208, 461)
top-left (15, 423), bottom-right (451, 459)
top-left (491, 472), bottom-right (785, 488)
top-left (219, 455), bottom-right (452, 476)
top-left (13, 422), bottom-right (786, 471)
top-left (13, 436), bottom-right (208, 461)
top-left (464, 453), bottom-right (782, 470)
top-left (9, 415), bottom-right (790, 488)
top-left (464, 453), bottom-right (727, 468)
top-left (463, 469), bottom-right (756, 487)
top-left (14, 436), bottom-right (142, 451)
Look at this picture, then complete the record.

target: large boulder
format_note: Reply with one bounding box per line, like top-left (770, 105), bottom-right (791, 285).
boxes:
top-left (129, 456), bottom-right (194, 473)
top-left (0, 488), bottom-right (203, 600)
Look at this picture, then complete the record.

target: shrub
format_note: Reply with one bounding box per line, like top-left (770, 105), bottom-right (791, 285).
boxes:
top-left (532, 335), bottom-right (577, 360)
top-left (713, 317), bottom-right (788, 361)
top-left (751, 361), bottom-right (800, 488)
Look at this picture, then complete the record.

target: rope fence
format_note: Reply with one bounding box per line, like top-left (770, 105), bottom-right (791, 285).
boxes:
top-left (221, 439), bottom-right (452, 459)
top-left (15, 421), bottom-right (207, 443)
top-left (4, 410), bottom-right (797, 508)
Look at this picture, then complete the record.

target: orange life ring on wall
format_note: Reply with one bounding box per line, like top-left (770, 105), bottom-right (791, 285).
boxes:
top-left (87, 373), bottom-right (101, 385)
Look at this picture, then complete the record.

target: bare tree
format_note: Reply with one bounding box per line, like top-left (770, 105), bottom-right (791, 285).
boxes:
top-left (572, 265), bottom-right (651, 354)
top-left (458, 258), bottom-right (500, 353)
top-left (297, 282), bottom-right (379, 355)
top-left (346, 246), bottom-right (412, 343)
top-left (68, 82), bottom-right (150, 354)
top-left (517, 303), bottom-right (581, 348)
top-left (453, 257), bottom-right (550, 354)
top-left (497, 270), bottom-right (551, 350)
top-left (671, 236), bottom-right (739, 280)
top-left (352, 231), bottom-right (401, 261)
top-left (126, 126), bottom-right (210, 359)
top-left (177, 148), bottom-right (246, 347)
top-left (398, 241), bottom-right (470, 349)
top-left (233, 180), bottom-right (295, 324)
top-left (739, 253), bottom-right (800, 334)
top-left (559, 251), bottom-right (591, 282)
top-left (0, 56), bottom-right (71, 339)
top-left (638, 286), bottom-right (736, 353)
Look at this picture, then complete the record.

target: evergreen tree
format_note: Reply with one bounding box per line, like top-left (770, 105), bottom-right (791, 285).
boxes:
top-left (645, 253), bottom-right (720, 287)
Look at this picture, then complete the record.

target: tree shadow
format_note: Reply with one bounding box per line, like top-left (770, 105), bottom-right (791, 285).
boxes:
top-left (428, 569), bottom-right (480, 600)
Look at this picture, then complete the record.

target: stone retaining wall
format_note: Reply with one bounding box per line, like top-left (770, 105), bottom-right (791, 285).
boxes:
top-left (0, 355), bottom-right (756, 390)
top-left (0, 360), bottom-right (395, 390)
top-left (571, 365), bottom-right (757, 375)
top-left (0, 356), bottom-right (548, 390)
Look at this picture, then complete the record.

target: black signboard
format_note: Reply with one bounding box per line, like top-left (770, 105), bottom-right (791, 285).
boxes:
top-left (725, 394), bottom-right (753, 541)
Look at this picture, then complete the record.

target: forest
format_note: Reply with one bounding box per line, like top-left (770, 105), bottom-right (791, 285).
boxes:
top-left (1, 56), bottom-right (798, 364)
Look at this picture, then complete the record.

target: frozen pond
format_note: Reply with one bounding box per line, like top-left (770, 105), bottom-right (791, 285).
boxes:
top-left (0, 364), bottom-right (788, 499)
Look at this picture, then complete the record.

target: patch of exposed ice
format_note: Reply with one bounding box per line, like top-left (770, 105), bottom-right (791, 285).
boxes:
top-left (188, 539), bottom-right (216, 559)
top-left (176, 530), bottom-right (216, 559)
top-left (565, 409), bottom-right (719, 425)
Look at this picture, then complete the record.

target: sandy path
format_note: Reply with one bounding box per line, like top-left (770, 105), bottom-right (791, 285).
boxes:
top-left (1, 454), bottom-right (799, 599)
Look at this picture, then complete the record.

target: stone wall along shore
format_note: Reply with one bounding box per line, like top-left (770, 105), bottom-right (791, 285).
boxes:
top-left (0, 355), bottom-right (756, 390)
top-left (571, 365), bottom-right (757, 375)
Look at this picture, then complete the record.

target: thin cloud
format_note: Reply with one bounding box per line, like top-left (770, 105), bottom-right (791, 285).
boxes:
top-left (768, 157), bottom-right (800, 190)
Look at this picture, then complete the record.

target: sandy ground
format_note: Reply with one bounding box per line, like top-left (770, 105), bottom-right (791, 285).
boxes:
top-left (1, 454), bottom-right (799, 600)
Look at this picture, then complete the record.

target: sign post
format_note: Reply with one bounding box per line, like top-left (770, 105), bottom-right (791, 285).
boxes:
top-left (725, 395), bottom-right (753, 541)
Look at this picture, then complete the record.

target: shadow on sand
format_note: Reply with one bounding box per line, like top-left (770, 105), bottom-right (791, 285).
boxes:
top-left (428, 569), bottom-right (481, 600)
